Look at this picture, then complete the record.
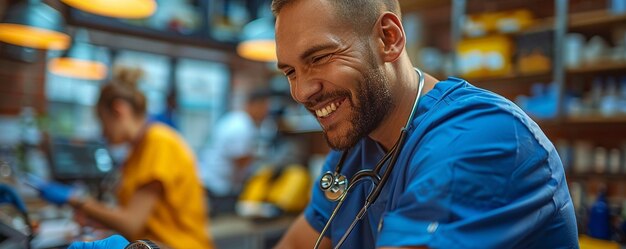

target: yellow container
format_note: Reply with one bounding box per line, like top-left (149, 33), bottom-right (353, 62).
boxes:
top-left (239, 165), bottom-right (312, 213)
top-left (464, 9), bottom-right (535, 37)
top-left (267, 165), bottom-right (311, 212)
top-left (457, 35), bottom-right (514, 78)
top-left (579, 235), bottom-right (620, 249)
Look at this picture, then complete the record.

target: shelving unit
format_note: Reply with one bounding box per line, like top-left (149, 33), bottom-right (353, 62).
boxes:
top-left (466, 72), bottom-right (552, 85)
top-left (569, 9), bottom-right (626, 30)
top-left (564, 115), bottom-right (626, 124)
top-left (402, 3), bottom-right (626, 102)
top-left (505, 9), bottom-right (626, 36)
top-left (507, 18), bottom-right (555, 36)
top-left (567, 62), bottom-right (626, 75)
top-left (400, 0), bottom-right (626, 241)
top-left (568, 173), bottom-right (626, 182)
top-left (400, 0), bottom-right (451, 12)
top-left (467, 72), bottom-right (552, 100)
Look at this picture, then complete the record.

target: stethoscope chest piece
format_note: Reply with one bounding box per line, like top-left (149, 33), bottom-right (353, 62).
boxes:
top-left (320, 171), bottom-right (348, 201)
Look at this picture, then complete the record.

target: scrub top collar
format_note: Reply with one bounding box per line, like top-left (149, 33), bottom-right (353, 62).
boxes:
top-left (409, 76), bottom-right (467, 133)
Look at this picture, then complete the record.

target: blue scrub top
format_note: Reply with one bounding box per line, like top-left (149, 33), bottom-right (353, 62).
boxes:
top-left (304, 77), bottom-right (579, 249)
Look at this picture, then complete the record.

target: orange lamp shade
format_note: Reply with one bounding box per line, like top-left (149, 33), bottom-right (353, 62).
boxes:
top-left (0, 23), bottom-right (70, 50)
top-left (237, 40), bottom-right (277, 62)
top-left (61, 0), bottom-right (157, 19)
top-left (48, 58), bottom-right (108, 81)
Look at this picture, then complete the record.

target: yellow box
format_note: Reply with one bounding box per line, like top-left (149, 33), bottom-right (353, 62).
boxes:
top-left (464, 9), bottom-right (535, 37)
top-left (457, 35), bottom-right (514, 78)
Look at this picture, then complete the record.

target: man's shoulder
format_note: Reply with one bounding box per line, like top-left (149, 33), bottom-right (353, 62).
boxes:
top-left (419, 78), bottom-right (525, 127)
top-left (402, 79), bottom-right (553, 183)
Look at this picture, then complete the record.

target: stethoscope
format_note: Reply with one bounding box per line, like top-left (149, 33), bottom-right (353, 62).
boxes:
top-left (314, 68), bottom-right (425, 249)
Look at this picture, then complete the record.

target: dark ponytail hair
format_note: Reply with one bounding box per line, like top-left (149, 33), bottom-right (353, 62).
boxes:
top-left (97, 66), bottom-right (147, 116)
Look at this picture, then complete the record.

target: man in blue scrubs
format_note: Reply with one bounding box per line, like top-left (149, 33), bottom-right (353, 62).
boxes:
top-left (272, 0), bottom-right (579, 248)
top-left (69, 0), bottom-right (578, 248)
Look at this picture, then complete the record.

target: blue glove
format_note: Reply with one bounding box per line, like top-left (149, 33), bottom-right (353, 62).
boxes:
top-left (37, 181), bottom-right (74, 206)
top-left (68, 235), bottom-right (129, 249)
top-left (0, 184), bottom-right (27, 213)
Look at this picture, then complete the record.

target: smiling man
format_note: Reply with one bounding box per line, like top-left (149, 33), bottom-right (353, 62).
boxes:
top-left (67, 0), bottom-right (579, 248)
top-left (272, 0), bottom-right (579, 249)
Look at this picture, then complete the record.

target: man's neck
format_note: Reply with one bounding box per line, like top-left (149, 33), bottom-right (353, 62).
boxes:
top-left (369, 64), bottom-right (439, 151)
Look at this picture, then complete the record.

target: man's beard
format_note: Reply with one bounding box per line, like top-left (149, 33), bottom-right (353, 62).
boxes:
top-left (324, 64), bottom-right (394, 150)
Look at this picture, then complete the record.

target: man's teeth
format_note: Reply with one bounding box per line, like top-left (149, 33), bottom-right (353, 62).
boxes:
top-left (315, 102), bottom-right (339, 118)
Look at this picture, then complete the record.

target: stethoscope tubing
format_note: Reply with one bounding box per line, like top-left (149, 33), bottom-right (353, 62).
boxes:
top-left (313, 68), bottom-right (425, 249)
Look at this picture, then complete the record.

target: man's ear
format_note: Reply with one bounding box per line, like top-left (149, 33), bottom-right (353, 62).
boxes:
top-left (374, 12), bottom-right (406, 63)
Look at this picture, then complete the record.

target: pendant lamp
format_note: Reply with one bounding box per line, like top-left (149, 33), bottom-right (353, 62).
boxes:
top-left (61, 0), bottom-right (157, 19)
top-left (237, 17), bottom-right (276, 62)
top-left (48, 29), bottom-right (107, 80)
top-left (0, 0), bottom-right (70, 50)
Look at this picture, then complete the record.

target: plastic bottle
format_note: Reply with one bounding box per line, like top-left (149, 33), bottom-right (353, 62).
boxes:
top-left (621, 200), bottom-right (626, 240)
top-left (593, 147), bottom-right (607, 174)
top-left (601, 77), bottom-right (619, 116)
top-left (622, 141), bottom-right (626, 174)
top-left (608, 148), bottom-right (621, 174)
top-left (618, 77), bottom-right (626, 114)
top-left (610, 0), bottom-right (626, 14)
top-left (590, 77), bottom-right (604, 112)
top-left (588, 190), bottom-right (611, 240)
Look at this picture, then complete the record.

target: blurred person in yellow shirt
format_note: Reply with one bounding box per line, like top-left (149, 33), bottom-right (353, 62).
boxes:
top-left (33, 68), bottom-right (213, 249)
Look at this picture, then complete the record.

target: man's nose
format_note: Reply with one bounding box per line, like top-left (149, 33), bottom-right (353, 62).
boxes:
top-left (290, 74), bottom-right (322, 104)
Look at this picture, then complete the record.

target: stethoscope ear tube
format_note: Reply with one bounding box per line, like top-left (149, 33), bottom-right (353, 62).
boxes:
top-left (314, 68), bottom-right (425, 249)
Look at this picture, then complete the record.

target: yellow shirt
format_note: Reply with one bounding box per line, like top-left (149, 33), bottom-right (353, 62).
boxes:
top-left (117, 123), bottom-right (213, 249)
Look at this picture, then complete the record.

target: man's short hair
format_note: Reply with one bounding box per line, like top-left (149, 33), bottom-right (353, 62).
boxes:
top-left (271, 0), bottom-right (401, 35)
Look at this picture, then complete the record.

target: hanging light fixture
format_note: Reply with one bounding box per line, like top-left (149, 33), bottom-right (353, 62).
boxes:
top-left (0, 0), bottom-right (70, 50)
top-left (61, 0), bottom-right (157, 19)
top-left (237, 16), bottom-right (276, 62)
top-left (48, 29), bottom-right (107, 80)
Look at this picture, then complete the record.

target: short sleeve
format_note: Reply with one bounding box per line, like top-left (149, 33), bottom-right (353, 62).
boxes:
top-left (377, 97), bottom-right (558, 248)
top-left (120, 126), bottom-right (192, 201)
top-left (304, 151), bottom-right (342, 234)
top-left (129, 133), bottom-right (177, 189)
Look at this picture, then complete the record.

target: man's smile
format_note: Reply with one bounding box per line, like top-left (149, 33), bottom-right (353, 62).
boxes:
top-left (313, 98), bottom-right (347, 118)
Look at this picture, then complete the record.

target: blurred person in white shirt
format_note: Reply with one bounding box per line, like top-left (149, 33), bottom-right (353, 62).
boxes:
top-left (199, 88), bottom-right (273, 198)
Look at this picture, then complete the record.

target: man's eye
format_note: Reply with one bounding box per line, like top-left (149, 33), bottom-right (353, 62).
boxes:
top-left (312, 54), bottom-right (331, 64)
top-left (284, 69), bottom-right (295, 77)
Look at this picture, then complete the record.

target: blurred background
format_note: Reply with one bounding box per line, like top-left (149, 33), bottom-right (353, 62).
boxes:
top-left (0, 0), bottom-right (624, 248)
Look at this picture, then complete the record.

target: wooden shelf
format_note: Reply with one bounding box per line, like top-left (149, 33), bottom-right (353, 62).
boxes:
top-left (567, 172), bottom-right (626, 181)
top-left (502, 17), bottom-right (555, 37)
top-left (466, 71), bottom-right (552, 85)
top-left (529, 115), bottom-right (626, 127)
top-left (569, 10), bottom-right (626, 30)
top-left (495, 10), bottom-right (626, 34)
top-left (505, 9), bottom-right (626, 36)
top-left (567, 61), bottom-right (626, 75)
top-left (399, 0), bottom-right (450, 12)
top-left (534, 118), bottom-right (561, 127)
top-left (457, 9), bottom-right (626, 38)
top-left (564, 115), bottom-right (626, 124)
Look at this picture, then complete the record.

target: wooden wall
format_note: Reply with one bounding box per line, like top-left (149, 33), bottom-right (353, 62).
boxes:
top-left (0, 50), bottom-right (48, 115)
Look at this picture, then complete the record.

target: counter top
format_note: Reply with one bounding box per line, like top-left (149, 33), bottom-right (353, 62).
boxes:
top-left (209, 214), bottom-right (296, 249)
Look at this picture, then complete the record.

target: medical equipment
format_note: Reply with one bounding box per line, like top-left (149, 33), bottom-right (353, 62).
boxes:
top-left (314, 68), bottom-right (425, 249)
